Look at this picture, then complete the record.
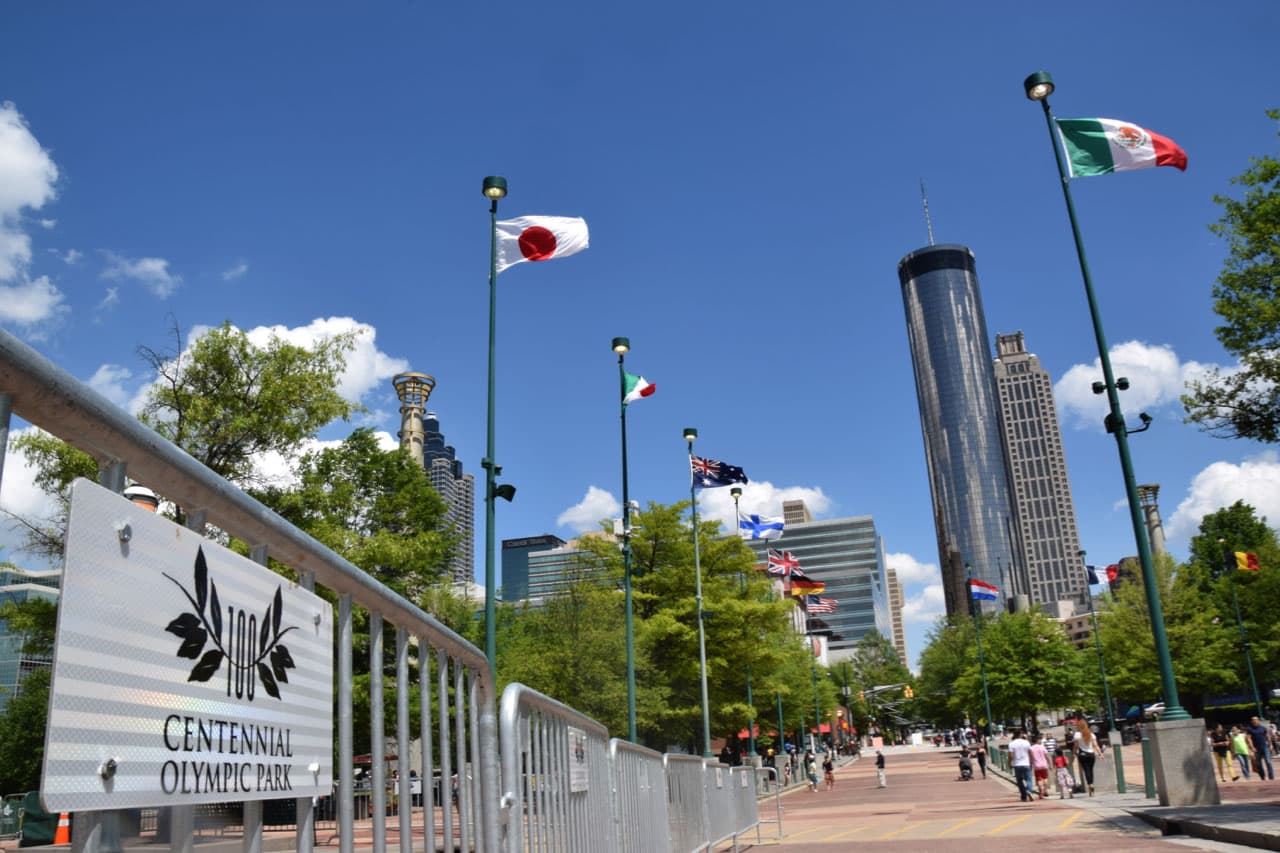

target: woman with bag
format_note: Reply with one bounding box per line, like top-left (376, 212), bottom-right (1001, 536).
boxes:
top-left (1072, 720), bottom-right (1098, 796)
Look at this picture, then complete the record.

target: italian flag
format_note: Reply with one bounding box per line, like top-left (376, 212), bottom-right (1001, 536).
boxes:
top-left (622, 371), bottom-right (655, 405)
top-left (1056, 118), bottom-right (1188, 178)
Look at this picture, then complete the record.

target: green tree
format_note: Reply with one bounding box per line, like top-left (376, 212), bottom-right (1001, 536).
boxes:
top-left (1097, 553), bottom-right (1237, 714)
top-left (4, 432), bottom-right (98, 559)
top-left (0, 667), bottom-right (50, 793)
top-left (138, 321), bottom-right (359, 485)
top-left (1183, 109), bottom-right (1280, 441)
top-left (915, 616), bottom-right (976, 727)
top-left (0, 595), bottom-right (57, 659)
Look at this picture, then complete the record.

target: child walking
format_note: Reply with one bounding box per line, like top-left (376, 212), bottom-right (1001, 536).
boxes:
top-left (1054, 747), bottom-right (1074, 799)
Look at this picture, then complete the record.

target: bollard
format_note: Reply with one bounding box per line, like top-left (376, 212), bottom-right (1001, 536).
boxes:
top-left (1109, 729), bottom-right (1126, 793)
top-left (1141, 727), bottom-right (1155, 799)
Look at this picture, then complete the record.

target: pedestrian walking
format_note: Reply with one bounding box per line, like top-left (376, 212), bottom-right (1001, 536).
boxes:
top-left (1072, 721), bottom-right (1098, 796)
top-left (1054, 747), bottom-right (1075, 798)
top-left (1030, 734), bottom-right (1051, 798)
top-left (1008, 729), bottom-right (1034, 803)
top-left (974, 742), bottom-right (987, 778)
top-left (1231, 726), bottom-right (1253, 780)
top-left (1246, 715), bottom-right (1275, 780)
top-left (875, 750), bottom-right (886, 788)
top-left (805, 752), bottom-right (819, 792)
top-left (1210, 724), bottom-right (1234, 782)
top-left (823, 755), bottom-right (835, 790)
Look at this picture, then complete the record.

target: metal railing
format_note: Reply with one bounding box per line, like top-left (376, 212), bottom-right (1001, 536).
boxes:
top-left (0, 328), bottom-right (502, 852)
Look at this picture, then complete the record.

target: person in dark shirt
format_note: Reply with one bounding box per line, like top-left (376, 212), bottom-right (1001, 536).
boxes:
top-left (1246, 716), bottom-right (1275, 780)
top-left (875, 750), bottom-right (886, 788)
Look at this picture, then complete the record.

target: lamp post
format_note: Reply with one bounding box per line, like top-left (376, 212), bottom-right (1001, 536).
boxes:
top-left (1081, 550), bottom-right (1125, 792)
top-left (1218, 539), bottom-right (1263, 717)
top-left (614, 337), bottom-right (639, 742)
top-left (481, 175), bottom-right (509, 672)
top-left (685, 427), bottom-right (713, 758)
top-left (728, 485), bottom-right (757, 758)
top-left (1024, 72), bottom-right (1187, 721)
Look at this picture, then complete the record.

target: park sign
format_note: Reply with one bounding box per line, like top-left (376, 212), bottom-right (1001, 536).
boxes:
top-left (41, 478), bottom-right (334, 812)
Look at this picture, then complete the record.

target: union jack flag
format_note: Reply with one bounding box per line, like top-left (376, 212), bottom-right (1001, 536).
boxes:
top-left (804, 595), bottom-right (838, 614)
top-left (767, 548), bottom-right (802, 577)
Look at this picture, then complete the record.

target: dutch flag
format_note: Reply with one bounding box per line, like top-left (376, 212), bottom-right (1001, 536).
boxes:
top-left (969, 579), bottom-right (999, 601)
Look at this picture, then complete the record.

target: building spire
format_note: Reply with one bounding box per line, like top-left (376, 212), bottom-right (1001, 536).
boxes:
top-left (920, 178), bottom-right (935, 246)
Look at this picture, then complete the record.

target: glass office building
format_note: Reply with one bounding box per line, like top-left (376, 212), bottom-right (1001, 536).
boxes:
top-left (744, 511), bottom-right (891, 655)
top-left (501, 534), bottom-right (566, 602)
top-left (898, 244), bottom-right (1025, 615)
top-left (0, 567), bottom-right (61, 712)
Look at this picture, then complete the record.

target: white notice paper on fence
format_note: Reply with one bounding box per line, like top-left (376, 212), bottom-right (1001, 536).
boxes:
top-left (567, 726), bottom-right (589, 792)
top-left (42, 478), bottom-right (334, 812)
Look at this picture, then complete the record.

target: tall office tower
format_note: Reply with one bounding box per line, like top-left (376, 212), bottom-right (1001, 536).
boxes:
top-left (1137, 484), bottom-right (1167, 556)
top-left (992, 331), bottom-right (1087, 609)
top-left (0, 566), bottom-right (61, 712)
top-left (393, 373), bottom-right (475, 582)
top-left (898, 244), bottom-right (1025, 616)
top-left (423, 412), bottom-right (476, 583)
top-left (885, 566), bottom-right (907, 667)
top-left (783, 499), bottom-right (813, 526)
top-left (744, 502), bottom-right (892, 655)
top-left (501, 534), bottom-right (566, 602)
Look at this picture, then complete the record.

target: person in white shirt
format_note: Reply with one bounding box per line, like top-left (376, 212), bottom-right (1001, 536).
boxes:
top-left (1073, 721), bottom-right (1098, 795)
top-left (1008, 730), bottom-right (1034, 802)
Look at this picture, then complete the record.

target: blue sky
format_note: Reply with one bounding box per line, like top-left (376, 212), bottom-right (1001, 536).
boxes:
top-left (2, 2), bottom-right (1278, 670)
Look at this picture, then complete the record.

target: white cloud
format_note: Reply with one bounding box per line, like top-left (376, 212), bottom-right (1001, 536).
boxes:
top-left (693, 480), bottom-right (832, 532)
top-left (38, 218), bottom-right (55, 229)
top-left (0, 102), bottom-right (59, 283)
top-left (1165, 452), bottom-right (1280, 545)
top-left (1055, 340), bottom-right (1224, 428)
top-left (251, 430), bottom-right (399, 489)
top-left (0, 275), bottom-right (66, 325)
top-left (222, 262), bottom-right (249, 281)
top-left (241, 317), bottom-right (409, 404)
top-left (101, 252), bottom-right (181, 298)
top-left (0, 427), bottom-right (60, 522)
top-left (95, 286), bottom-right (119, 314)
top-left (557, 486), bottom-right (621, 533)
top-left (63, 248), bottom-right (81, 265)
top-left (87, 364), bottom-right (135, 409)
top-left (901, 582), bottom-right (946, 625)
top-left (883, 551), bottom-right (940, 585)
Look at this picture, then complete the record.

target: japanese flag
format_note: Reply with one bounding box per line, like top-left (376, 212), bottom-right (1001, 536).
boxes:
top-left (495, 215), bottom-right (589, 274)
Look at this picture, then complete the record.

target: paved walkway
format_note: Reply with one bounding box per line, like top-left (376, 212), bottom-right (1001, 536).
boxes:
top-left (736, 744), bottom-right (1280, 852)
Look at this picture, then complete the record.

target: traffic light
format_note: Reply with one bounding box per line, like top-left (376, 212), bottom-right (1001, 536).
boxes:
top-left (858, 691), bottom-right (866, 702)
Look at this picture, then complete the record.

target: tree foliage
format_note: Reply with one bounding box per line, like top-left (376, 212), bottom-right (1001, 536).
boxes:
top-left (4, 431), bottom-right (98, 559)
top-left (1184, 109), bottom-right (1280, 441)
top-left (138, 321), bottom-right (359, 485)
top-left (0, 667), bottom-right (50, 793)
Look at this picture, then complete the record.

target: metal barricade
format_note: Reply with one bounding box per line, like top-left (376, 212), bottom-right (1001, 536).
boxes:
top-left (753, 767), bottom-right (783, 842)
top-left (728, 767), bottom-right (759, 846)
top-left (703, 764), bottom-right (734, 850)
top-left (664, 755), bottom-right (710, 853)
top-left (498, 683), bottom-right (613, 852)
top-left (609, 739), bottom-right (671, 853)
top-left (0, 329), bottom-right (502, 853)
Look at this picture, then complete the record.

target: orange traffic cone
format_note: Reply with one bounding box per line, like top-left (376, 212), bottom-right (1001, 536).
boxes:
top-left (54, 812), bottom-right (70, 844)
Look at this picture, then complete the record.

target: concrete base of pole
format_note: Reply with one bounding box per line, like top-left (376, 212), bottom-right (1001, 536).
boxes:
top-left (1148, 717), bottom-right (1220, 806)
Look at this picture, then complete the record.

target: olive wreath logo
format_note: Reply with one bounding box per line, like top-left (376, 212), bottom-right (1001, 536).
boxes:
top-left (164, 546), bottom-right (298, 701)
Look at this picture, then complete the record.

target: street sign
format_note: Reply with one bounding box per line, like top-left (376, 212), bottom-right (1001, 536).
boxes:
top-left (42, 479), bottom-right (334, 812)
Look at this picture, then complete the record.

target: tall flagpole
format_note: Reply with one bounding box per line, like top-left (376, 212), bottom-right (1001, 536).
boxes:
top-left (1024, 72), bottom-right (1186, 721)
top-left (615, 337), bottom-right (638, 743)
top-left (1220, 541), bottom-right (1263, 718)
top-left (685, 428), bottom-right (713, 758)
top-left (481, 176), bottom-right (508, 673)
top-left (966, 567), bottom-right (995, 746)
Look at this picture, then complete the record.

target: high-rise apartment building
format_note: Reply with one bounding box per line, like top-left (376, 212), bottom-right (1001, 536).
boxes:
top-left (744, 503), bottom-right (892, 655)
top-left (885, 567), bottom-right (907, 667)
top-left (422, 412), bottom-right (475, 583)
top-left (993, 331), bottom-right (1086, 609)
top-left (898, 244), bottom-right (1026, 615)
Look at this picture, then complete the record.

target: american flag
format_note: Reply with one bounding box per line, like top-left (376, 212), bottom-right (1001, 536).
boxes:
top-left (805, 595), bottom-right (838, 614)
top-left (767, 548), bottom-right (802, 577)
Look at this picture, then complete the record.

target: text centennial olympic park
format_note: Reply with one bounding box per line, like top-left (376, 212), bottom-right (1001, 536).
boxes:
top-left (159, 715), bottom-right (296, 795)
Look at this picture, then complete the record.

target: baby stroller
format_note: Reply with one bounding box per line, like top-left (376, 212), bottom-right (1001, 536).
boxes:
top-left (958, 749), bottom-right (974, 781)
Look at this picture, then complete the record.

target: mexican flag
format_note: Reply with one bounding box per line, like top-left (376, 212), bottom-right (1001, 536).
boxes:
top-left (1056, 118), bottom-right (1187, 178)
top-left (622, 371), bottom-right (655, 405)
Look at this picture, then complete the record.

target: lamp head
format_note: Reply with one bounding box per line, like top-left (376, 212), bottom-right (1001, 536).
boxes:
top-left (683, 427), bottom-right (698, 443)
top-left (612, 336), bottom-right (630, 354)
top-left (730, 486), bottom-right (742, 499)
top-left (482, 175), bottom-right (508, 200)
top-left (1024, 71), bottom-right (1055, 101)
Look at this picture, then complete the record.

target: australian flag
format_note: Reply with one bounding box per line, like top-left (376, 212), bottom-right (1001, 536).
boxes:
top-left (690, 455), bottom-right (748, 489)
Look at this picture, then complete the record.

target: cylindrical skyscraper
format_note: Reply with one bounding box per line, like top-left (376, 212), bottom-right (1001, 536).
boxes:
top-left (898, 244), bottom-right (1023, 615)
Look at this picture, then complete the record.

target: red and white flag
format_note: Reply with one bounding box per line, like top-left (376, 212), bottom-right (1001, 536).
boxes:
top-left (496, 215), bottom-right (589, 274)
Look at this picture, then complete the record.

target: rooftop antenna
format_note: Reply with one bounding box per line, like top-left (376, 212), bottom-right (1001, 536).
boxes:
top-left (920, 178), bottom-right (935, 246)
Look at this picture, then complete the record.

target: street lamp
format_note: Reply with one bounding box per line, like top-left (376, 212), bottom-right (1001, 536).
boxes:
top-left (482, 174), bottom-right (510, 672)
top-left (614, 336), bottom-right (639, 742)
top-left (966, 564), bottom-right (995, 746)
top-left (1218, 538), bottom-right (1263, 717)
top-left (730, 481), bottom-right (757, 758)
top-left (685, 427), bottom-right (713, 757)
top-left (1024, 73), bottom-right (1187, 721)
top-left (1081, 550), bottom-right (1125, 792)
